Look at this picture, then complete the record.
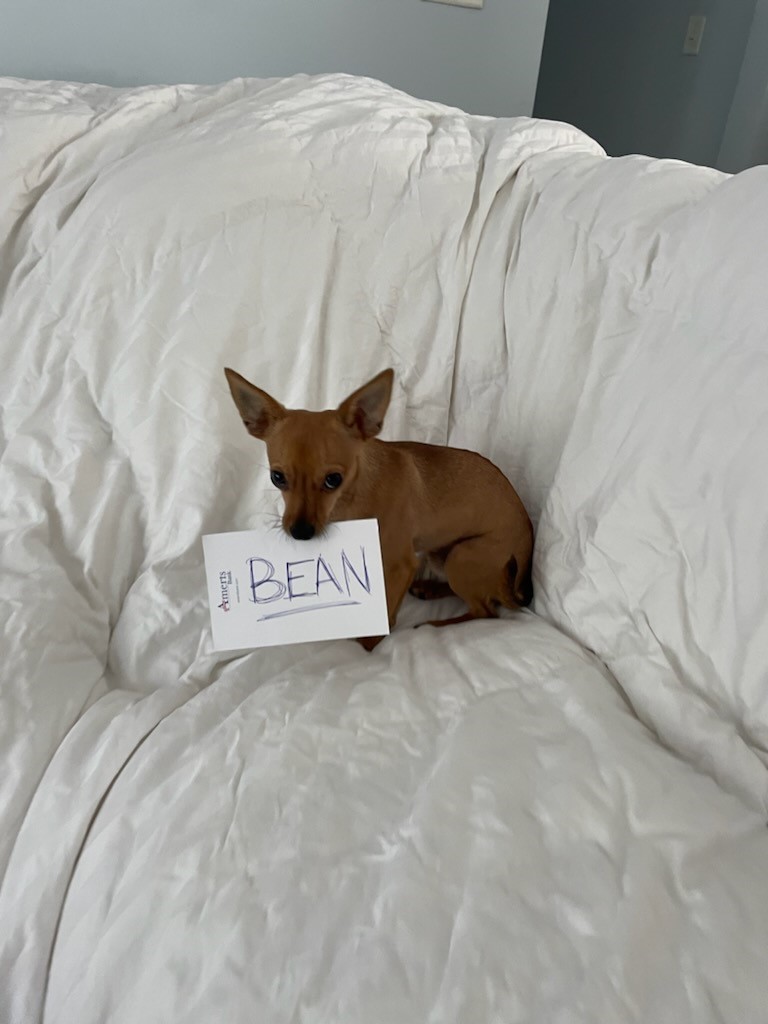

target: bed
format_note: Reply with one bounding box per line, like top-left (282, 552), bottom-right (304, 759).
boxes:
top-left (2, 72), bottom-right (768, 1022)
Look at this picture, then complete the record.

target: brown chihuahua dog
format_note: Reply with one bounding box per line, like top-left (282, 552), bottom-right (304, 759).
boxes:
top-left (225, 367), bottom-right (533, 650)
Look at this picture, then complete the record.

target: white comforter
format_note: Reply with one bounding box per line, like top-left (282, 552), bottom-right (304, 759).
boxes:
top-left (1, 73), bottom-right (767, 1023)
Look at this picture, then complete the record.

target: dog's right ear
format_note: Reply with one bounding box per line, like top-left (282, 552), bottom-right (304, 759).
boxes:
top-left (224, 368), bottom-right (285, 439)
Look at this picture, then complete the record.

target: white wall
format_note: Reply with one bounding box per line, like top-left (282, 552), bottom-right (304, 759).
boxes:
top-left (0, 0), bottom-right (550, 118)
top-left (718, 0), bottom-right (768, 170)
top-left (534, 0), bottom-right (756, 167)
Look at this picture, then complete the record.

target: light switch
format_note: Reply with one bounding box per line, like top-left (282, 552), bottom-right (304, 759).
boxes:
top-left (683, 15), bottom-right (706, 55)
top-left (423, 0), bottom-right (484, 9)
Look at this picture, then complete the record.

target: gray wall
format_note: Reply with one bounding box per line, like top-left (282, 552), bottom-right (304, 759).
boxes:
top-left (0, 0), bottom-right (550, 118)
top-left (534, 0), bottom-right (757, 167)
top-left (718, 0), bottom-right (768, 170)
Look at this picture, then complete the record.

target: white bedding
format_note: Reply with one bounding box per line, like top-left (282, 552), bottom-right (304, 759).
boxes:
top-left (1, 73), bottom-right (768, 1022)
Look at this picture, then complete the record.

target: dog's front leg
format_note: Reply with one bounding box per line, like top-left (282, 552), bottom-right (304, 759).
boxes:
top-left (357, 635), bottom-right (384, 652)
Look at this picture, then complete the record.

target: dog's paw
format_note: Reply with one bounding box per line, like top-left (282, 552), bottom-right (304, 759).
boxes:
top-left (356, 635), bottom-right (384, 652)
top-left (408, 580), bottom-right (431, 601)
top-left (409, 579), bottom-right (453, 601)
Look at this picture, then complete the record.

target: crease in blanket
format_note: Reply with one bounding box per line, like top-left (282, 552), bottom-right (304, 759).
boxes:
top-left (0, 684), bottom-right (198, 1024)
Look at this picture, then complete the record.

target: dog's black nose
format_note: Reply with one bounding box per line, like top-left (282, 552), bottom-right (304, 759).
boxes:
top-left (290, 520), bottom-right (315, 541)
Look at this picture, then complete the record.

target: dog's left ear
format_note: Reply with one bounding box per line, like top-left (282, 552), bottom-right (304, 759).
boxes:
top-left (337, 369), bottom-right (394, 440)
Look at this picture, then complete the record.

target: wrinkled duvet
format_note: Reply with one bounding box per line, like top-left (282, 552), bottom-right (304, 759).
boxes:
top-left (2, 73), bottom-right (768, 1023)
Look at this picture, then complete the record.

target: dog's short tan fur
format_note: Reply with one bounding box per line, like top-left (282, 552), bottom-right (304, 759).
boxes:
top-left (225, 367), bottom-right (533, 650)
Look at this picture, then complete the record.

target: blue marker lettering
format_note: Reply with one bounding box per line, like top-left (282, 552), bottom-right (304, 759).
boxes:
top-left (315, 554), bottom-right (344, 595)
top-left (341, 546), bottom-right (371, 595)
top-left (286, 559), bottom-right (317, 599)
top-left (247, 558), bottom-right (286, 604)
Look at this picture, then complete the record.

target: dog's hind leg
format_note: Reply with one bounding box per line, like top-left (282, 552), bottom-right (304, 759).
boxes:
top-left (416, 536), bottom-right (506, 629)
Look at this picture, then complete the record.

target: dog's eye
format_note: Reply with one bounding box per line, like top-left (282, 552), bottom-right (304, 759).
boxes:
top-left (270, 469), bottom-right (287, 489)
top-left (324, 472), bottom-right (343, 491)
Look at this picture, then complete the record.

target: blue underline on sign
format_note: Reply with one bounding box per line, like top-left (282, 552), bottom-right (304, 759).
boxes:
top-left (258, 600), bottom-right (361, 621)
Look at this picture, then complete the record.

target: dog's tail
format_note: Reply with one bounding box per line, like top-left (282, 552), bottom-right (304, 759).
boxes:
top-left (505, 555), bottom-right (533, 608)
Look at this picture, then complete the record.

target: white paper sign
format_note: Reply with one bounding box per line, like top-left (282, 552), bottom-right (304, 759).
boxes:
top-left (202, 519), bottom-right (389, 650)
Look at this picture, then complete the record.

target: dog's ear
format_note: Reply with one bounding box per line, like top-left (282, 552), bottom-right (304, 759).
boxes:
top-left (224, 368), bottom-right (285, 439)
top-left (337, 369), bottom-right (394, 440)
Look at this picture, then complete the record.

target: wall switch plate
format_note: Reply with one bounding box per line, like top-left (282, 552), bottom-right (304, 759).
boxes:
top-left (423, 0), bottom-right (484, 9)
top-left (683, 15), bottom-right (706, 55)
